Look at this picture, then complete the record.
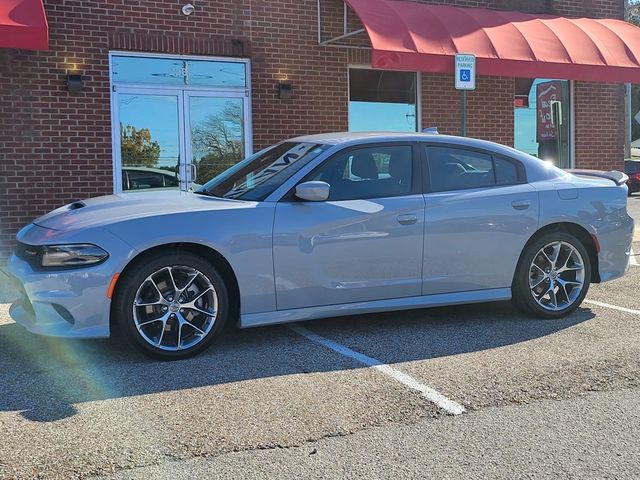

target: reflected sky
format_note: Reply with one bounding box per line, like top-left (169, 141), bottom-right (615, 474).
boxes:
top-left (349, 101), bottom-right (417, 132)
top-left (112, 56), bottom-right (246, 88)
top-left (190, 96), bottom-right (243, 161)
top-left (119, 94), bottom-right (181, 167)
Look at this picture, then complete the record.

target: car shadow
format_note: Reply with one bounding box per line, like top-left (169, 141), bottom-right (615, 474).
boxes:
top-left (0, 301), bottom-right (594, 422)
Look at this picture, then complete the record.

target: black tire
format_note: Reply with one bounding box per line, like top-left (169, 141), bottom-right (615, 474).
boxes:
top-left (112, 251), bottom-right (229, 360)
top-left (512, 232), bottom-right (591, 319)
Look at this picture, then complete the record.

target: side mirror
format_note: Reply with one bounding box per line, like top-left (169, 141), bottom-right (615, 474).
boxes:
top-left (295, 181), bottom-right (330, 202)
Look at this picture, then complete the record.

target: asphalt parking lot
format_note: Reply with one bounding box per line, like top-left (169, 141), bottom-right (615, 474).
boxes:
top-left (1, 195), bottom-right (639, 479)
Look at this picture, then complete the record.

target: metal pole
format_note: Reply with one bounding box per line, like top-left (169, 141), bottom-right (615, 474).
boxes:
top-left (625, 83), bottom-right (632, 159)
top-left (460, 90), bottom-right (467, 137)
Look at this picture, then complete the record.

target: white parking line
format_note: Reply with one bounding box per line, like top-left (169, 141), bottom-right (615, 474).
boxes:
top-left (584, 299), bottom-right (640, 316)
top-left (630, 247), bottom-right (639, 267)
top-left (288, 323), bottom-right (466, 416)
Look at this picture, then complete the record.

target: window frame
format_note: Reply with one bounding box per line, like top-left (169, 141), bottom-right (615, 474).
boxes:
top-left (283, 142), bottom-right (423, 202)
top-left (421, 143), bottom-right (527, 194)
top-left (347, 65), bottom-right (422, 133)
top-left (108, 51), bottom-right (253, 194)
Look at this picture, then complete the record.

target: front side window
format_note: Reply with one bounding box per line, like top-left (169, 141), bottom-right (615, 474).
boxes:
top-left (198, 142), bottom-right (328, 200)
top-left (426, 146), bottom-right (522, 192)
top-left (306, 145), bottom-right (413, 201)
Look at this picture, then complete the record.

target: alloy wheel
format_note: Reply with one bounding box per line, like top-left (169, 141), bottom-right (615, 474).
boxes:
top-left (132, 265), bottom-right (218, 351)
top-left (528, 241), bottom-right (586, 312)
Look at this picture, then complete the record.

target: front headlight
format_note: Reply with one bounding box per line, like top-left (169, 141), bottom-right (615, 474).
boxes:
top-left (41, 244), bottom-right (109, 268)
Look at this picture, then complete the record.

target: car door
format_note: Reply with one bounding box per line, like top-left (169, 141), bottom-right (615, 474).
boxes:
top-left (273, 143), bottom-right (425, 310)
top-left (422, 144), bottom-right (539, 295)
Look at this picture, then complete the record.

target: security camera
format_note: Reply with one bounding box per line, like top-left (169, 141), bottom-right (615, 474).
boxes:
top-left (181, 3), bottom-right (195, 15)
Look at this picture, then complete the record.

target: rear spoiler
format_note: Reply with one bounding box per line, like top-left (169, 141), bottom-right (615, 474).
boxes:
top-left (566, 169), bottom-right (629, 186)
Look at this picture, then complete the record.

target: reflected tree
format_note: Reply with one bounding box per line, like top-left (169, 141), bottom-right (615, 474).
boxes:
top-left (191, 102), bottom-right (244, 183)
top-left (120, 124), bottom-right (161, 167)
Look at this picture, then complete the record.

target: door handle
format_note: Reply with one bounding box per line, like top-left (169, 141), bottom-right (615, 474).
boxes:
top-left (397, 214), bottom-right (418, 225)
top-left (186, 163), bottom-right (197, 192)
top-left (511, 200), bottom-right (531, 210)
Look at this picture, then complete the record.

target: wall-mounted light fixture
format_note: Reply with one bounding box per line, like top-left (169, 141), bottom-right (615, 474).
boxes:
top-left (277, 81), bottom-right (293, 99)
top-left (66, 73), bottom-right (83, 92)
top-left (182, 3), bottom-right (195, 15)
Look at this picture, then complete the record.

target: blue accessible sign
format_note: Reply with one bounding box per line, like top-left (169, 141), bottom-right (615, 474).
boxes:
top-left (455, 54), bottom-right (476, 90)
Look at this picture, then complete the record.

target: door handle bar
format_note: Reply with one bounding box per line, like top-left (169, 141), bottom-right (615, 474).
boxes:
top-left (511, 200), bottom-right (531, 210)
top-left (397, 214), bottom-right (418, 225)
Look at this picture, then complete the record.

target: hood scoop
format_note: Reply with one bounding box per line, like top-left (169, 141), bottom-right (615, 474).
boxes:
top-left (68, 201), bottom-right (86, 210)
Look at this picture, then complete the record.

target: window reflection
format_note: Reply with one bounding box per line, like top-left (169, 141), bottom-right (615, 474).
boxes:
top-left (515, 78), bottom-right (571, 168)
top-left (112, 56), bottom-right (246, 88)
top-left (118, 94), bottom-right (181, 191)
top-left (190, 97), bottom-right (245, 184)
top-left (348, 68), bottom-right (417, 132)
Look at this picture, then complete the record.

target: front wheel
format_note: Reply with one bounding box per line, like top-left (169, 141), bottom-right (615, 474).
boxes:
top-left (113, 252), bottom-right (229, 360)
top-left (513, 232), bottom-right (591, 319)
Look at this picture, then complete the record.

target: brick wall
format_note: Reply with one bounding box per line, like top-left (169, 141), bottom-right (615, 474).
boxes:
top-left (574, 82), bottom-right (626, 171)
top-left (0, 0), bottom-right (627, 256)
top-left (421, 73), bottom-right (515, 146)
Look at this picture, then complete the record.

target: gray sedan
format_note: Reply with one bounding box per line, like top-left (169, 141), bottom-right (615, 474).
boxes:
top-left (3, 133), bottom-right (634, 359)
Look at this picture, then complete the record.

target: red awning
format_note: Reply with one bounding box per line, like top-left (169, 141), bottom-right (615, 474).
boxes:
top-left (0, 0), bottom-right (48, 50)
top-left (345, 0), bottom-right (640, 83)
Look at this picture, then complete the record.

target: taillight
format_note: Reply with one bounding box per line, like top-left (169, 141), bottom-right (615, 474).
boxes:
top-left (633, 172), bottom-right (640, 181)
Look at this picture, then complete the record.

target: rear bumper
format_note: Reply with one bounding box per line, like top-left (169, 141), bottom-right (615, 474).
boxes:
top-left (594, 208), bottom-right (635, 283)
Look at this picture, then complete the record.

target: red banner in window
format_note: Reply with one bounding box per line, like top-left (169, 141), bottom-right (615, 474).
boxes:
top-left (536, 81), bottom-right (563, 142)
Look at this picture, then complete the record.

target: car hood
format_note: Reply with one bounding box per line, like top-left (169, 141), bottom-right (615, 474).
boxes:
top-left (33, 191), bottom-right (252, 231)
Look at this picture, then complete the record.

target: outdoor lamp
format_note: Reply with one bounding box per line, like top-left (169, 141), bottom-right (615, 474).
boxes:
top-left (278, 81), bottom-right (293, 99)
top-left (66, 73), bottom-right (83, 92)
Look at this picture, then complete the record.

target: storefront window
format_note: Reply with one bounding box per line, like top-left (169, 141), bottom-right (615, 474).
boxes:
top-left (112, 56), bottom-right (247, 88)
top-left (348, 68), bottom-right (417, 132)
top-left (118, 94), bottom-right (182, 191)
top-left (514, 79), bottom-right (572, 168)
top-left (110, 54), bottom-right (251, 193)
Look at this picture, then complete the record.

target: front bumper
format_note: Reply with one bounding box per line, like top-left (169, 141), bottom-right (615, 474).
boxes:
top-left (3, 253), bottom-right (114, 338)
top-left (2, 223), bottom-right (136, 339)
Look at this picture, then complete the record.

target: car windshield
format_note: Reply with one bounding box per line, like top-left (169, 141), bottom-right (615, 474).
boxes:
top-left (196, 142), bottom-right (329, 200)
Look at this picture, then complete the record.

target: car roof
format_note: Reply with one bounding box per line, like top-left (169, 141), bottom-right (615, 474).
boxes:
top-left (290, 131), bottom-right (529, 157)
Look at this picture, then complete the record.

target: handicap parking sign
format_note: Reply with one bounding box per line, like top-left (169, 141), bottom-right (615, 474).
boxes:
top-left (455, 54), bottom-right (476, 90)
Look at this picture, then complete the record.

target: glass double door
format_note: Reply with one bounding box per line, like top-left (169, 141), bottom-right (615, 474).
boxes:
top-left (113, 87), bottom-right (249, 192)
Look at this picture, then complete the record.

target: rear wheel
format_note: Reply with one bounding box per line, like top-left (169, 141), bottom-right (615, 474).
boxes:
top-left (113, 252), bottom-right (229, 360)
top-left (513, 232), bottom-right (591, 319)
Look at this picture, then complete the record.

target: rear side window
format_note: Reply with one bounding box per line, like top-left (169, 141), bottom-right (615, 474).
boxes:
top-left (494, 156), bottom-right (520, 185)
top-left (425, 146), bottom-right (523, 192)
